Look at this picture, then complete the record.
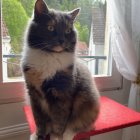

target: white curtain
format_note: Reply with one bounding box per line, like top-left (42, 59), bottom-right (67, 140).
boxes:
top-left (108, 0), bottom-right (140, 140)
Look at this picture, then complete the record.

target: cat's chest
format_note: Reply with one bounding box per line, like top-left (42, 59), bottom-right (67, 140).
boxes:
top-left (23, 48), bottom-right (74, 80)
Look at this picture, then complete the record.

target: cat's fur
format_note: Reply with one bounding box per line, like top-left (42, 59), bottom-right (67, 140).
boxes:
top-left (21, 0), bottom-right (100, 140)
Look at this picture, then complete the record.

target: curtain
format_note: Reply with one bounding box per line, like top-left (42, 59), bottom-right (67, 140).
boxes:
top-left (108, 0), bottom-right (140, 140)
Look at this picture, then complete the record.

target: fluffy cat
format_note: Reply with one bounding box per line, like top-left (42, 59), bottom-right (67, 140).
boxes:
top-left (21, 0), bottom-right (100, 140)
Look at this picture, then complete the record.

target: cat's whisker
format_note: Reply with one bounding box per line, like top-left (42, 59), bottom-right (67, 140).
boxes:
top-left (40, 45), bottom-right (53, 51)
top-left (29, 37), bottom-right (58, 48)
top-left (41, 45), bottom-right (51, 49)
top-left (30, 41), bottom-right (59, 50)
top-left (30, 42), bottom-right (49, 47)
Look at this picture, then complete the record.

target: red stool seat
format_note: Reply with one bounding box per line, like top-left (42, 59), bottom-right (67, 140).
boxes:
top-left (23, 96), bottom-right (140, 140)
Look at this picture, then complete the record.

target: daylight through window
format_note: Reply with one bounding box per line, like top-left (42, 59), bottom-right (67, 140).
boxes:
top-left (2, 0), bottom-right (110, 81)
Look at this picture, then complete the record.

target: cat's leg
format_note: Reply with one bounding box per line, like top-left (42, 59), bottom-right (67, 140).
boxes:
top-left (28, 86), bottom-right (48, 140)
top-left (66, 91), bottom-right (100, 139)
top-left (47, 89), bottom-right (72, 140)
top-left (31, 101), bottom-right (47, 140)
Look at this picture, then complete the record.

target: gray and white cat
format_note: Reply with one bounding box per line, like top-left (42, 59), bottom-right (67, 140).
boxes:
top-left (21, 0), bottom-right (100, 140)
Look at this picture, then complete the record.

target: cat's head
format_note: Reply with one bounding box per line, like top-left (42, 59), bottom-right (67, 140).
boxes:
top-left (27, 0), bottom-right (80, 53)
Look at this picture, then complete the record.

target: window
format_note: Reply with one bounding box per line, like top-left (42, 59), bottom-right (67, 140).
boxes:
top-left (0, 1), bottom-right (25, 104)
top-left (0, 0), bottom-right (122, 104)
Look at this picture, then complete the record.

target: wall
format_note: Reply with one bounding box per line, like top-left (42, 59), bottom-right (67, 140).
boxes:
top-left (0, 101), bottom-right (29, 140)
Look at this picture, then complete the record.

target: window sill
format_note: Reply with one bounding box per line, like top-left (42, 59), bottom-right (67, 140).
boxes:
top-left (0, 82), bottom-right (25, 104)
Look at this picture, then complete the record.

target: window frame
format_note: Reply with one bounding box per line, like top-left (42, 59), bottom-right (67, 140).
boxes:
top-left (95, 59), bottom-right (123, 91)
top-left (0, 1), bottom-right (25, 104)
top-left (0, 0), bottom-right (122, 104)
top-left (94, 1), bottom-right (122, 91)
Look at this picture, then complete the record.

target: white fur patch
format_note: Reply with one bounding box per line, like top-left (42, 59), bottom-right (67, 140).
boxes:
top-left (22, 47), bottom-right (75, 80)
top-left (63, 129), bottom-right (76, 140)
top-left (30, 132), bottom-right (37, 140)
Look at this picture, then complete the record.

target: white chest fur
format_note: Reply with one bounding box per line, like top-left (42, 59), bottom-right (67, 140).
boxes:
top-left (22, 47), bottom-right (74, 80)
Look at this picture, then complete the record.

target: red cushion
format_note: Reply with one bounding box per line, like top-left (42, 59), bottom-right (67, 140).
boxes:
top-left (23, 96), bottom-right (140, 140)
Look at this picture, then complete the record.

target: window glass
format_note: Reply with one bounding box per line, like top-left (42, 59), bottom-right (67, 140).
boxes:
top-left (2, 0), bottom-right (110, 81)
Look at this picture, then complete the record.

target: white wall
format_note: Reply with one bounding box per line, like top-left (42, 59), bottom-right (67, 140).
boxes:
top-left (0, 101), bottom-right (29, 140)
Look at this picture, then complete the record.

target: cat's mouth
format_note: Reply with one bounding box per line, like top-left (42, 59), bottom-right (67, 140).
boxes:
top-left (52, 46), bottom-right (64, 52)
top-left (43, 44), bottom-right (70, 53)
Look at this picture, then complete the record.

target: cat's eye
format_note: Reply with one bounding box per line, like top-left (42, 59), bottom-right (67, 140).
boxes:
top-left (47, 25), bottom-right (54, 31)
top-left (65, 28), bottom-right (71, 34)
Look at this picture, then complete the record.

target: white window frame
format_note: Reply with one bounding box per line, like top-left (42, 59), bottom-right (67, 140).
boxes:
top-left (95, 59), bottom-right (122, 91)
top-left (0, 1), bottom-right (25, 104)
top-left (93, 1), bottom-right (122, 91)
top-left (0, 1), bottom-right (122, 104)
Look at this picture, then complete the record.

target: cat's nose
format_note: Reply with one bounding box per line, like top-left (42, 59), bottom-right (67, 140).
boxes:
top-left (59, 39), bottom-right (64, 44)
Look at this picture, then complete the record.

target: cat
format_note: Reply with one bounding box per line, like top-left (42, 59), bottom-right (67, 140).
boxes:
top-left (21, 0), bottom-right (100, 140)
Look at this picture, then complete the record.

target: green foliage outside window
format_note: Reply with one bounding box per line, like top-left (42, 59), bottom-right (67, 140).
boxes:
top-left (75, 22), bottom-right (89, 44)
top-left (2, 0), bottom-right (28, 53)
top-left (17, 0), bottom-right (35, 17)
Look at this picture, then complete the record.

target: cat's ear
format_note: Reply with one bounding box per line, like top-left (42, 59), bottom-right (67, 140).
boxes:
top-left (34, 0), bottom-right (49, 20)
top-left (69, 8), bottom-right (80, 22)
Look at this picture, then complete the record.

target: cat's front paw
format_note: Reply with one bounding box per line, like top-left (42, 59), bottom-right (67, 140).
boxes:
top-left (30, 133), bottom-right (46, 140)
top-left (30, 133), bottom-right (37, 140)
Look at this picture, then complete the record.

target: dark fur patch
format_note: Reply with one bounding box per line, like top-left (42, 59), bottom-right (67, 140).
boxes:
top-left (42, 72), bottom-right (72, 92)
top-left (41, 71), bottom-right (74, 103)
top-left (28, 85), bottom-right (51, 137)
